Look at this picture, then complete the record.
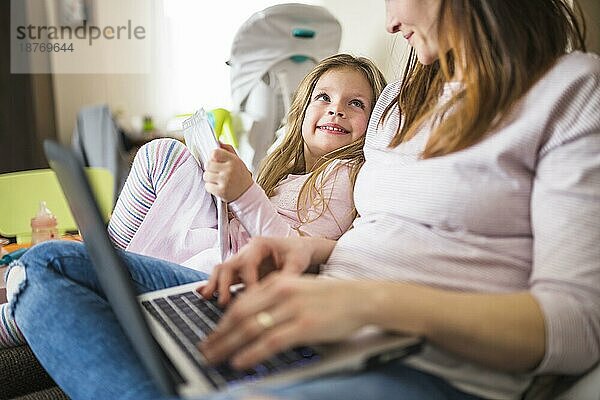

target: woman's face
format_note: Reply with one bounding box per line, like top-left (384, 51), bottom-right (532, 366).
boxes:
top-left (385, 0), bottom-right (442, 65)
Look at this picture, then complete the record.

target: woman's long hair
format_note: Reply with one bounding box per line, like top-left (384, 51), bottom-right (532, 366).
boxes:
top-left (256, 54), bottom-right (387, 226)
top-left (383, 0), bottom-right (586, 157)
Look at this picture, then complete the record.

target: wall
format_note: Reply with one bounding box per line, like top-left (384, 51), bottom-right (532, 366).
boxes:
top-left (579, 0), bottom-right (600, 52)
top-left (50, 1), bottom-right (600, 145)
top-left (48, 0), bottom-right (158, 144)
top-left (322, 0), bottom-right (406, 79)
top-left (50, 1), bottom-right (396, 144)
top-left (0, 0), bottom-right (57, 172)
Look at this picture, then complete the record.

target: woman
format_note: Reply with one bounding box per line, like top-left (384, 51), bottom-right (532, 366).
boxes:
top-left (8, 0), bottom-right (600, 399)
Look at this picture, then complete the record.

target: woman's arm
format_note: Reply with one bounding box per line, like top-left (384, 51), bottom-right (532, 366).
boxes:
top-left (200, 276), bottom-right (545, 372)
top-left (367, 283), bottom-right (545, 372)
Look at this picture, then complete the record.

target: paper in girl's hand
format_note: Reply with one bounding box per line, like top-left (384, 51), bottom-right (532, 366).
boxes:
top-left (182, 108), bottom-right (230, 263)
top-left (182, 109), bottom-right (220, 169)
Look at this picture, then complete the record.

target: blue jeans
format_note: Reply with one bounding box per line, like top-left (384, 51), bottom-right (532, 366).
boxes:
top-left (10, 241), bottom-right (482, 400)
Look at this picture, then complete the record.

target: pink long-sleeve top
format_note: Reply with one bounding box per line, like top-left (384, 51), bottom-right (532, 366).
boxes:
top-left (122, 151), bottom-right (356, 274)
top-left (228, 162), bottom-right (356, 251)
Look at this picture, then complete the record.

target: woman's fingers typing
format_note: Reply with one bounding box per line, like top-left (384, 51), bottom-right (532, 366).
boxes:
top-left (200, 240), bottom-right (270, 304)
top-left (230, 320), bottom-right (301, 369)
top-left (201, 274), bottom-right (297, 365)
top-left (198, 235), bottom-right (365, 370)
top-left (200, 237), bottom-right (322, 305)
top-left (200, 276), bottom-right (372, 369)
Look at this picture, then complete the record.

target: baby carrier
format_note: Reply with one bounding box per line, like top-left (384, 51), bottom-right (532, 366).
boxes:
top-left (228, 3), bottom-right (341, 171)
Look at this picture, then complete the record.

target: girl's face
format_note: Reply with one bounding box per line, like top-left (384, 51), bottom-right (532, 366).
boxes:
top-left (385, 0), bottom-right (442, 65)
top-left (301, 68), bottom-right (373, 171)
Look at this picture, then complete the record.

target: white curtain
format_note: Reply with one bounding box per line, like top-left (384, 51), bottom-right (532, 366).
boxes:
top-left (150, 0), bottom-right (320, 121)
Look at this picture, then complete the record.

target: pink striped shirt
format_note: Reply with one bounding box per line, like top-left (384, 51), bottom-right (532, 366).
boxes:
top-left (321, 51), bottom-right (600, 399)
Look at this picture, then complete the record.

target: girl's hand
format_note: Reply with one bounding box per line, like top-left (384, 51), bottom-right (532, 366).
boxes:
top-left (199, 237), bottom-right (334, 305)
top-left (204, 144), bottom-right (253, 202)
top-left (200, 274), bottom-right (372, 369)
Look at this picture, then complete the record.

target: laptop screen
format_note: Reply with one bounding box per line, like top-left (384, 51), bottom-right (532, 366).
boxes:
top-left (44, 139), bottom-right (177, 396)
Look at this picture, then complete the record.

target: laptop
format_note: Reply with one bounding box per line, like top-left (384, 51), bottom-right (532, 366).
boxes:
top-left (43, 140), bottom-right (422, 398)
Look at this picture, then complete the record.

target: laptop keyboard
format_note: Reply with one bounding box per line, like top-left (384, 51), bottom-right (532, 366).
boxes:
top-left (142, 291), bottom-right (320, 388)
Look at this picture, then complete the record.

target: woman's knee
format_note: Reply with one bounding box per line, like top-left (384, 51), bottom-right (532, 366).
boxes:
top-left (7, 241), bottom-right (90, 295)
top-left (6, 241), bottom-right (88, 319)
top-left (20, 240), bottom-right (88, 270)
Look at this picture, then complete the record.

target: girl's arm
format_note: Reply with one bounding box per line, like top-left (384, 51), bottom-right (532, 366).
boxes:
top-left (368, 283), bottom-right (545, 371)
top-left (228, 161), bottom-right (355, 240)
top-left (204, 145), bottom-right (253, 202)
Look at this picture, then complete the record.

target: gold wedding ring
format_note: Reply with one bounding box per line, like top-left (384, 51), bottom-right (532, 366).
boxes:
top-left (256, 311), bottom-right (275, 330)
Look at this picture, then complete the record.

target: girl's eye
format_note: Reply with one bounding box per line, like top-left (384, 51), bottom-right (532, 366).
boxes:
top-left (315, 92), bottom-right (330, 102)
top-left (350, 99), bottom-right (366, 109)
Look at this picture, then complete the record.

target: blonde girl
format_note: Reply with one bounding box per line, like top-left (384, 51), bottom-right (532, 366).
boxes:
top-left (107, 54), bottom-right (387, 271)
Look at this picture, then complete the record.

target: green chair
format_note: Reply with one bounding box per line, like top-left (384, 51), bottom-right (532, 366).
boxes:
top-left (0, 168), bottom-right (114, 243)
top-left (210, 108), bottom-right (238, 148)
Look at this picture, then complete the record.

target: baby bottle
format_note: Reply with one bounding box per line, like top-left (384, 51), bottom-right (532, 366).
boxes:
top-left (30, 201), bottom-right (59, 245)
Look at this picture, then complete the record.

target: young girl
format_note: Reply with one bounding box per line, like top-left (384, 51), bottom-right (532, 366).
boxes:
top-left (106, 53), bottom-right (386, 272)
top-left (0, 54), bottom-right (386, 347)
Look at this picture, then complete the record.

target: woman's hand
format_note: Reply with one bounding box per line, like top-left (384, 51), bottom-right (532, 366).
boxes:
top-left (200, 274), bottom-right (372, 369)
top-left (202, 273), bottom-right (546, 372)
top-left (199, 236), bottom-right (335, 305)
top-left (204, 144), bottom-right (253, 202)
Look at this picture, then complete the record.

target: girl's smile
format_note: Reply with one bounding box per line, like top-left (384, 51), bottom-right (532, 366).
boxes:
top-left (317, 123), bottom-right (349, 135)
top-left (301, 67), bottom-right (374, 170)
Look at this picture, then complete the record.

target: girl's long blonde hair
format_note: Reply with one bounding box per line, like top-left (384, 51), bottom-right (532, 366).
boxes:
top-left (383, 0), bottom-right (586, 157)
top-left (256, 54), bottom-right (387, 225)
